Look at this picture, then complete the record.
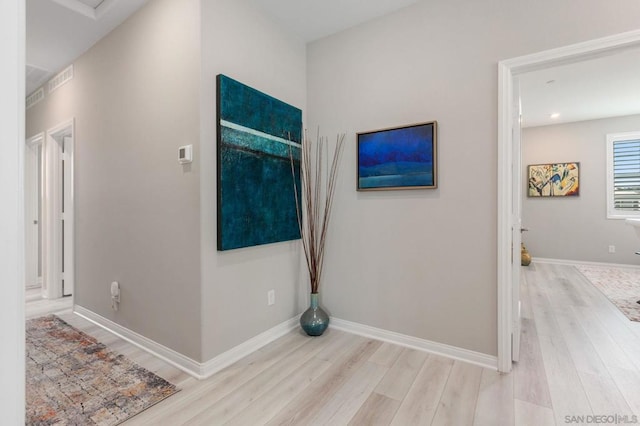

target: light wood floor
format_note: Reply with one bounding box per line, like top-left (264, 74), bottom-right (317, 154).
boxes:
top-left (26, 262), bottom-right (640, 425)
top-left (25, 286), bottom-right (73, 320)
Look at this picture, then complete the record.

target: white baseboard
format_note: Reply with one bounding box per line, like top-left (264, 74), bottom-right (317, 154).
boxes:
top-left (532, 257), bottom-right (640, 270)
top-left (73, 305), bottom-right (299, 380)
top-left (25, 289), bottom-right (42, 302)
top-left (199, 317), bottom-right (299, 378)
top-left (74, 306), bottom-right (498, 378)
top-left (330, 317), bottom-right (498, 370)
top-left (74, 306), bottom-right (204, 378)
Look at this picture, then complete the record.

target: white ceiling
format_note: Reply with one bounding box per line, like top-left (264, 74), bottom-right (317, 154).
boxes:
top-left (27, 0), bottom-right (418, 95)
top-left (520, 48), bottom-right (640, 128)
top-left (27, 0), bottom-right (640, 128)
top-left (26, 0), bottom-right (149, 95)
top-left (249, 0), bottom-right (419, 42)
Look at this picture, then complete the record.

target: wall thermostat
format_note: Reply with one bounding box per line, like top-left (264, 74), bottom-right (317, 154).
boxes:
top-left (178, 145), bottom-right (193, 164)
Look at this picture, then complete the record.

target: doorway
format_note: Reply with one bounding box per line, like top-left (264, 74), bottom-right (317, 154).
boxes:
top-left (497, 29), bottom-right (640, 373)
top-left (26, 120), bottom-right (75, 300)
top-left (25, 133), bottom-right (43, 294)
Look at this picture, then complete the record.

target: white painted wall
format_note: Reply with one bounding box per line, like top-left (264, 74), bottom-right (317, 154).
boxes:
top-left (307, 0), bottom-right (640, 356)
top-left (200, 0), bottom-right (307, 360)
top-left (0, 0), bottom-right (25, 421)
top-left (26, 0), bottom-right (203, 360)
top-left (522, 115), bottom-right (640, 264)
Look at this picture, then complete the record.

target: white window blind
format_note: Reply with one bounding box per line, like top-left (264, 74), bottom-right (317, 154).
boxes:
top-left (607, 132), bottom-right (640, 218)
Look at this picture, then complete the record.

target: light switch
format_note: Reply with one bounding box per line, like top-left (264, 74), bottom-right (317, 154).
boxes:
top-left (179, 145), bottom-right (193, 164)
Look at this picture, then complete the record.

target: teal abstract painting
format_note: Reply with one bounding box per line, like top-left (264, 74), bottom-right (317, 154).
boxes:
top-left (217, 75), bottom-right (302, 251)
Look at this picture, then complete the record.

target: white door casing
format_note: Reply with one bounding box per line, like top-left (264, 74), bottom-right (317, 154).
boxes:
top-left (62, 136), bottom-right (74, 297)
top-left (511, 81), bottom-right (522, 363)
top-left (0, 0), bottom-right (26, 420)
top-left (25, 133), bottom-right (44, 290)
top-left (497, 29), bottom-right (640, 373)
top-left (43, 119), bottom-right (74, 299)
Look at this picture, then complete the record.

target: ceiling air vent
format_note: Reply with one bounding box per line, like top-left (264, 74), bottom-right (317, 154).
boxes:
top-left (26, 64), bottom-right (51, 96)
top-left (48, 65), bottom-right (74, 94)
top-left (26, 88), bottom-right (45, 110)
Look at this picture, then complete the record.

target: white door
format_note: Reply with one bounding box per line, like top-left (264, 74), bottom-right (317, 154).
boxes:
top-left (511, 79), bottom-right (523, 362)
top-left (43, 120), bottom-right (74, 299)
top-left (25, 134), bottom-right (44, 290)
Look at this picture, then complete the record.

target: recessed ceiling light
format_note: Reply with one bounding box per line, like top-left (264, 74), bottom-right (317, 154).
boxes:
top-left (550, 113), bottom-right (560, 119)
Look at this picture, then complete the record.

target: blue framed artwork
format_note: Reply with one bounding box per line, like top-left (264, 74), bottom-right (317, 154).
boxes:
top-left (216, 75), bottom-right (302, 251)
top-left (357, 122), bottom-right (438, 190)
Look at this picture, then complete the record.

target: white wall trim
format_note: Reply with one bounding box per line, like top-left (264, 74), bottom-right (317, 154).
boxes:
top-left (199, 317), bottom-right (299, 378)
top-left (0, 0), bottom-right (26, 420)
top-left (43, 119), bottom-right (75, 299)
top-left (25, 133), bottom-right (44, 292)
top-left (500, 29), bottom-right (640, 75)
top-left (331, 318), bottom-right (498, 370)
top-left (73, 306), bottom-right (499, 378)
top-left (74, 305), bottom-right (299, 380)
top-left (74, 306), bottom-right (204, 377)
top-left (497, 60), bottom-right (514, 374)
top-left (606, 131), bottom-right (640, 219)
top-left (497, 28), bottom-right (640, 375)
top-left (532, 257), bottom-right (640, 270)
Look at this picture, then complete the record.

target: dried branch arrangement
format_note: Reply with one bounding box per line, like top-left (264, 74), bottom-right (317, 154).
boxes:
top-left (290, 130), bottom-right (346, 294)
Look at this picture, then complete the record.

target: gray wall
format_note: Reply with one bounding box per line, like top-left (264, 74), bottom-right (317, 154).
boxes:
top-left (26, 0), bottom-right (203, 360)
top-left (26, 0), bottom-right (308, 364)
top-left (307, 0), bottom-right (640, 356)
top-left (199, 0), bottom-right (307, 360)
top-left (25, 0), bottom-right (640, 364)
top-left (522, 115), bottom-right (640, 265)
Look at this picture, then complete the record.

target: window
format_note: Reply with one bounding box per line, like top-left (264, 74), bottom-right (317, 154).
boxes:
top-left (607, 132), bottom-right (640, 219)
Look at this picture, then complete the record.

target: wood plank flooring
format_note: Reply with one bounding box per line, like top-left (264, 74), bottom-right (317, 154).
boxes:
top-left (25, 287), bottom-right (73, 319)
top-left (26, 262), bottom-right (640, 425)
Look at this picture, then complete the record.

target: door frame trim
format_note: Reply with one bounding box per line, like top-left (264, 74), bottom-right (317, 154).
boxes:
top-left (497, 28), bottom-right (640, 373)
top-left (1, 0), bottom-right (26, 420)
top-left (25, 133), bottom-right (44, 290)
top-left (43, 119), bottom-right (75, 299)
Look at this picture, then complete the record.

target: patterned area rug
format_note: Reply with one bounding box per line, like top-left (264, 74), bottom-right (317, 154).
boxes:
top-left (576, 265), bottom-right (640, 322)
top-left (26, 315), bottom-right (179, 425)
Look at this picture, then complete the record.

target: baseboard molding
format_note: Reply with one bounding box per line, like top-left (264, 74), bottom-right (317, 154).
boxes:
top-left (330, 317), bottom-right (498, 370)
top-left (74, 305), bottom-right (205, 378)
top-left (25, 291), bottom-right (42, 302)
top-left (74, 305), bottom-right (299, 380)
top-left (532, 257), bottom-right (640, 270)
top-left (74, 306), bottom-right (498, 378)
top-left (199, 317), bottom-right (299, 378)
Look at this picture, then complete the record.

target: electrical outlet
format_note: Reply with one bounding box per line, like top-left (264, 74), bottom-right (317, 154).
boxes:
top-left (267, 290), bottom-right (275, 306)
top-left (110, 281), bottom-right (120, 311)
top-left (608, 245), bottom-right (616, 253)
